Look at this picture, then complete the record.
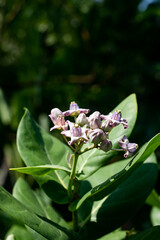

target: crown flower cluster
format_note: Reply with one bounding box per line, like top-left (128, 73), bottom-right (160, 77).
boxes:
top-left (49, 102), bottom-right (138, 158)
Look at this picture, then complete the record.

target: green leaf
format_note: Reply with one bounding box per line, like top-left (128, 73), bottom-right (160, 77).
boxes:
top-left (150, 193), bottom-right (160, 227)
top-left (70, 133), bottom-right (160, 211)
top-left (5, 234), bottom-right (16, 240)
top-left (17, 108), bottom-right (72, 204)
top-left (77, 93), bottom-right (137, 180)
top-left (127, 226), bottom-right (160, 240)
top-left (13, 178), bottom-right (69, 230)
top-left (5, 225), bottom-right (33, 240)
top-left (146, 189), bottom-right (160, 208)
top-left (10, 165), bottom-right (71, 176)
top-left (0, 88), bottom-right (11, 125)
top-left (109, 93), bottom-right (138, 145)
top-left (0, 186), bottom-right (79, 240)
top-left (151, 207), bottom-right (160, 226)
top-left (0, 210), bottom-right (15, 238)
top-left (97, 229), bottom-right (126, 240)
top-left (79, 154), bottom-right (158, 239)
top-left (25, 227), bottom-right (47, 240)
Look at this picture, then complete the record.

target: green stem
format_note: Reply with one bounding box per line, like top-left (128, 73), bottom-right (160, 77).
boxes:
top-left (111, 148), bottom-right (124, 151)
top-left (63, 135), bottom-right (75, 152)
top-left (78, 144), bottom-right (95, 155)
top-left (68, 153), bottom-right (79, 231)
top-left (68, 153), bottom-right (78, 201)
top-left (72, 210), bottom-right (78, 232)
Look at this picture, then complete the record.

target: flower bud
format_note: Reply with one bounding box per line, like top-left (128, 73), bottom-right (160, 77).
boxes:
top-left (99, 139), bottom-right (112, 152)
top-left (101, 119), bottom-right (112, 132)
top-left (49, 108), bottom-right (63, 124)
top-left (88, 111), bottom-right (101, 129)
top-left (118, 135), bottom-right (138, 158)
top-left (88, 129), bottom-right (106, 145)
top-left (76, 113), bottom-right (88, 126)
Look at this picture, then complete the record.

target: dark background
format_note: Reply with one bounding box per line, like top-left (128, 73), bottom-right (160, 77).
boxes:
top-left (0, 0), bottom-right (160, 236)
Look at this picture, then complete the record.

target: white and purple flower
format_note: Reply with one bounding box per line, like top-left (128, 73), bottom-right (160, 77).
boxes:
top-left (49, 103), bottom-right (137, 157)
top-left (101, 110), bottom-right (128, 131)
top-left (118, 135), bottom-right (138, 158)
top-left (63, 102), bottom-right (90, 117)
top-left (61, 121), bottom-right (88, 146)
top-left (49, 108), bottom-right (68, 131)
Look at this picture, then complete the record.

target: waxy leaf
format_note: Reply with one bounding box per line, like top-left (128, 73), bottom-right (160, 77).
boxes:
top-left (0, 186), bottom-right (78, 240)
top-left (109, 93), bottom-right (138, 144)
top-left (5, 225), bottom-right (33, 240)
top-left (70, 133), bottom-right (160, 211)
top-left (97, 229), bottom-right (126, 240)
top-left (6, 234), bottom-right (16, 240)
top-left (127, 226), bottom-right (160, 240)
top-left (151, 206), bottom-right (160, 227)
top-left (146, 189), bottom-right (160, 208)
top-left (10, 165), bottom-right (71, 176)
top-left (79, 154), bottom-right (158, 239)
top-left (13, 178), bottom-right (70, 240)
top-left (17, 109), bottom-right (72, 204)
top-left (77, 94), bottom-right (138, 180)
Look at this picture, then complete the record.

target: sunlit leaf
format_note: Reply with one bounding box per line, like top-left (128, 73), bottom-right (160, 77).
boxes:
top-left (146, 189), bottom-right (160, 208)
top-left (77, 94), bottom-right (138, 180)
top-left (127, 226), bottom-right (160, 240)
top-left (17, 109), bottom-right (72, 204)
top-left (10, 165), bottom-right (71, 176)
top-left (79, 154), bottom-right (158, 239)
top-left (13, 178), bottom-right (70, 230)
top-left (70, 133), bottom-right (160, 211)
top-left (0, 186), bottom-right (78, 240)
top-left (5, 225), bottom-right (33, 240)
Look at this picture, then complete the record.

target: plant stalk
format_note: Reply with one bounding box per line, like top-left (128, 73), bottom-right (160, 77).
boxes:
top-left (68, 153), bottom-right (79, 232)
top-left (68, 153), bottom-right (78, 201)
top-left (72, 210), bottom-right (78, 232)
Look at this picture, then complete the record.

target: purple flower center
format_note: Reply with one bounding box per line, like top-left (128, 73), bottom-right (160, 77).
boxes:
top-left (71, 125), bottom-right (82, 137)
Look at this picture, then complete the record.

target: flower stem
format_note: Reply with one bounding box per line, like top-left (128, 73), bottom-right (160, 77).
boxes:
top-left (111, 148), bottom-right (124, 151)
top-left (68, 153), bottom-right (78, 201)
top-left (68, 153), bottom-right (79, 231)
top-left (72, 210), bottom-right (78, 232)
top-left (63, 135), bottom-right (75, 152)
top-left (78, 144), bottom-right (95, 155)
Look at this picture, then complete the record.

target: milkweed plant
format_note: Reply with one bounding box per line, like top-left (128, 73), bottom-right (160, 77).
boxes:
top-left (1, 94), bottom-right (160, 240)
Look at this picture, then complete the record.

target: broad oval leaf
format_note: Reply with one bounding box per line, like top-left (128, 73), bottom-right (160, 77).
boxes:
top-left (146, 189), bottom-right (160, 208)
top-left (5, 225), bottom-right (33, 240)
top-left (79, 154), bottom-right (158, 239)
top-left (77, 93), bottom-right (137, 180)
top-left (97, 229), bottom-right (126, 240)
top-left (127, 226), bottom-right (160, 240)
top-left (13, 178), bottom-right (71, 240)
top-left (17, 109), bottom-right (72, 204)
top-left (109, 93), bottom-right (138, 144)
top-left (5, 234), bottom-right (16, 240)
top-left (0, 186), bottom-right (78, 240)
top-left (70, 133), bottom-right (160, 211)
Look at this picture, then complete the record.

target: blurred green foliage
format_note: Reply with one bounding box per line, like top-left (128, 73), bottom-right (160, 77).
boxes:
top-left (0, 0), bottom-right (160, 236)
top-left (0, 0), bottom-right (160, 158)
top-left (0, 0), bottom-right (160, 139)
